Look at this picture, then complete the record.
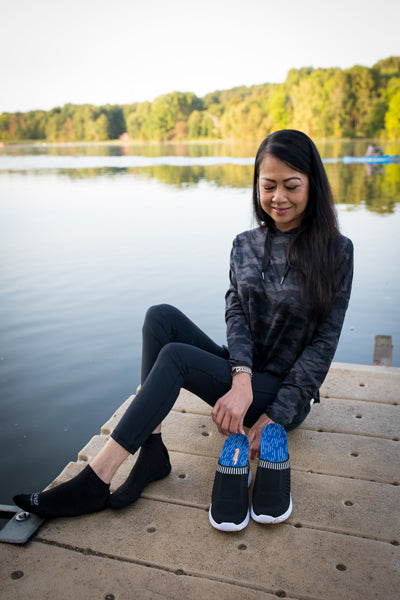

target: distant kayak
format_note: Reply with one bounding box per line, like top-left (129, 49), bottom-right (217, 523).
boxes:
top-left (342, 155), bottom-right (400, 164)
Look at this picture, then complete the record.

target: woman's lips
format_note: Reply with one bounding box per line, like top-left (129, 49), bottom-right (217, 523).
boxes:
top-left (272, 206), bottom-right (290, 215)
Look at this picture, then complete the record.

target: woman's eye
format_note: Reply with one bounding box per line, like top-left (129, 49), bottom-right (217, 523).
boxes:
top-left (286, 186), bottom-right (299, 191)
top-left (263, 186), bottom-right (275, 192)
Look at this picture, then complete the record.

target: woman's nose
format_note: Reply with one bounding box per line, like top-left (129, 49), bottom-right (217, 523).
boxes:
top-left (273, 186), bottom-right (286, 202)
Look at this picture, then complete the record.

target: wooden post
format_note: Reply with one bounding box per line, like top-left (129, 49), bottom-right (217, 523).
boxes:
top-left (373, 335), bottom-right (393, 366)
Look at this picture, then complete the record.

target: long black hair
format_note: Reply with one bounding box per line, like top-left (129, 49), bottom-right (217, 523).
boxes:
top-left (252, 129), bottom-right (342, 321)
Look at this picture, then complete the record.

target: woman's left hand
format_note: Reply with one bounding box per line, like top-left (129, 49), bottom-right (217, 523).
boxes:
top-left (247, 414), bottom-right (275, 460)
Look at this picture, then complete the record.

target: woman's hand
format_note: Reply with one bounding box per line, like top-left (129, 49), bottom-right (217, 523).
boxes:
top-left (211, 372), bottom-right (253, 436)
top-left (247, 414), bottom-right (275, 460)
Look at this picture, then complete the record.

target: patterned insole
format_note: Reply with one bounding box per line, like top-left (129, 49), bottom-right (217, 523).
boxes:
top-left (259, 423), bottom-right (288, 462)
top-left (219, 434), bottom-right (249, 467)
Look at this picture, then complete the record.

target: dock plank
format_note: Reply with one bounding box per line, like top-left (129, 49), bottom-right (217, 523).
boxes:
top-left (36, 499), bottom-right (399, 600)
top-left (83, 410), bottom-right (400, 484)
top-left (59, 455), bottom-right (399, 543)
top-left (0, 541), bottom-right (279, 600)
top-left (319, 363), bottom-right (400, 403)
top-left (172, 390), bottom-right (400, 438)
top-left (2, 362), bottom-right (400, 600)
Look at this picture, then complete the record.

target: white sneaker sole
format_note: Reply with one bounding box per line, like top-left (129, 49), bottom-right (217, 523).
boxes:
top-left (208, 506), bottom-right (250, 532)
top-left (250, 495), bottom-right (292, 524)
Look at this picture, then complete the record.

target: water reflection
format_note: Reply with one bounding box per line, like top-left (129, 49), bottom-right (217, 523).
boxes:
top-left (0, 137), bottom-right (400, 158)
top-left (131, 164), bottom-right (255, 189)
top-left (326, 162), bottom-right (400, 213)
top-left (0, 140), bottom-right (260, 159)
top-left (3, 138), bottom-right (395, 158)
top-left (1, 141), bottom-right (399, 213)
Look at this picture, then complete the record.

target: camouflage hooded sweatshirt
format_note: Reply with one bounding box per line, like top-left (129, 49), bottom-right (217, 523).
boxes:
top-left (225, 226), bottom-right (354, 427)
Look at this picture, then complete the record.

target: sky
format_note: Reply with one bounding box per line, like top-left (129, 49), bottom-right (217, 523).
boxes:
top-left (1, 0), bottom-right (399, 113)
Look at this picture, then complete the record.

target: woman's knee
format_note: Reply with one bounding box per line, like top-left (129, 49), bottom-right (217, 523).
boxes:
top-left (143, 304), bottom-right (179, 334)
top-left (144, 303), bottom-right (175, 323)
top-left (157, 342), bottom-right (187, 366)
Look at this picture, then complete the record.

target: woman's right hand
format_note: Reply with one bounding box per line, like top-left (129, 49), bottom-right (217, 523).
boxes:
top-left (211, 372), bottom-right (253, 436)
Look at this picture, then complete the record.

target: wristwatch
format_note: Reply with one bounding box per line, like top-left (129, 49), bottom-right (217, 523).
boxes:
top-left (232, 366), bottom-right (253, 377)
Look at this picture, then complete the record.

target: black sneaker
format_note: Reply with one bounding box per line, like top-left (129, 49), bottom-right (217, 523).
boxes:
top-left (251, 423), bottom-right (292, 524)
top-left (209, 434), bottom-right (251, 532)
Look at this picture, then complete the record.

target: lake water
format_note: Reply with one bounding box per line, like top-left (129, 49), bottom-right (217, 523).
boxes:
top-left (0, 140), bottom-right (399, 504)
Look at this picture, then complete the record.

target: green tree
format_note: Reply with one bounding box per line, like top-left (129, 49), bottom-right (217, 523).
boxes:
top-left (288, 76), bottom-right (318, 135)
top-left (268, 85), bottom-right (288, 130)
top-left (143, 91), bottom-right (202, 140)
top-left (126, 102), bottom-right (151, 139)
top-left (188, 110), bottom-right (202, 139)
top-left (346, 65), bottom-right (378, 134)
top-left (1, 56), bottom-right (399, 143)
top-left (45, 108), bottom-right (63, 142)
top-left (103, 105), bottom-right (125, 139)
top-left (385, 87), bottom-right (400, 138)
top-left (201, 113), bottom-right (216, 137)
top-left (320, 70), bottom-right (351, 136)
top-left (374, 56), bottom-right (400, 78)
top-left (0, 113), bottom-right (11, 140)
top-left (72, 107), bottom-right (86, 141)
top-left (95, 113), bottom-right (110, 141)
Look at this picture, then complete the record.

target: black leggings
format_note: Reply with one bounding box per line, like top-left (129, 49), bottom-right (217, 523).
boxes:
top-left (111, 304), bottom-right (283, 454)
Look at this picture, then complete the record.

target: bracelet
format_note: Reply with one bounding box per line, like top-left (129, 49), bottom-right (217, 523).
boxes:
top-left (232, 366), bottom-right (253, 378)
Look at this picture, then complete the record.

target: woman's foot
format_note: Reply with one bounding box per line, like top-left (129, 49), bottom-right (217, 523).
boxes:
top-left (108, 433), bottom-right (171, 509)
top-left (13, 465), bottom-right (110, 519)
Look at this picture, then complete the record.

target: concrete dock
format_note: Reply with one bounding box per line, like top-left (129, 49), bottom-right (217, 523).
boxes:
top-left (1, 362), bottom-right (399, 599)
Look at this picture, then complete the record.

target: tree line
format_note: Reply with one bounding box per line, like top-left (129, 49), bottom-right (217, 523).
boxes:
top-left (1, 56), bottom-right (399, 143)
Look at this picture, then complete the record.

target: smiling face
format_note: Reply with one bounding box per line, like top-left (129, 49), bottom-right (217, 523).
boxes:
top-left (258, 154), bottom-right (309, 232)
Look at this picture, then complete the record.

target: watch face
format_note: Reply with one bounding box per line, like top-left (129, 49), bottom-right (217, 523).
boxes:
top-left (233, 367), bottom-right (252, 376)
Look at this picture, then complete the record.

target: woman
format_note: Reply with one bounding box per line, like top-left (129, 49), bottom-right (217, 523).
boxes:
top-left (14, 130), bottom-right (353, 532)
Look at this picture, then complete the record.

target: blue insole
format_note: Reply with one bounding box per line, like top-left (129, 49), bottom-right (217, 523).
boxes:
top-left (259, 423), bottom-right (288, 462)
top-left (219, 434), bottom-right (249, 467)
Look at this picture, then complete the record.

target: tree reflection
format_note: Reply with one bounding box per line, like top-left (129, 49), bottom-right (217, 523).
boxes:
top-left (325, 162), bottom-right (400, 213)
top-left (1, 141), bottom-right (399, 213)
top-left (37, 161), bottom-right (399, 213)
